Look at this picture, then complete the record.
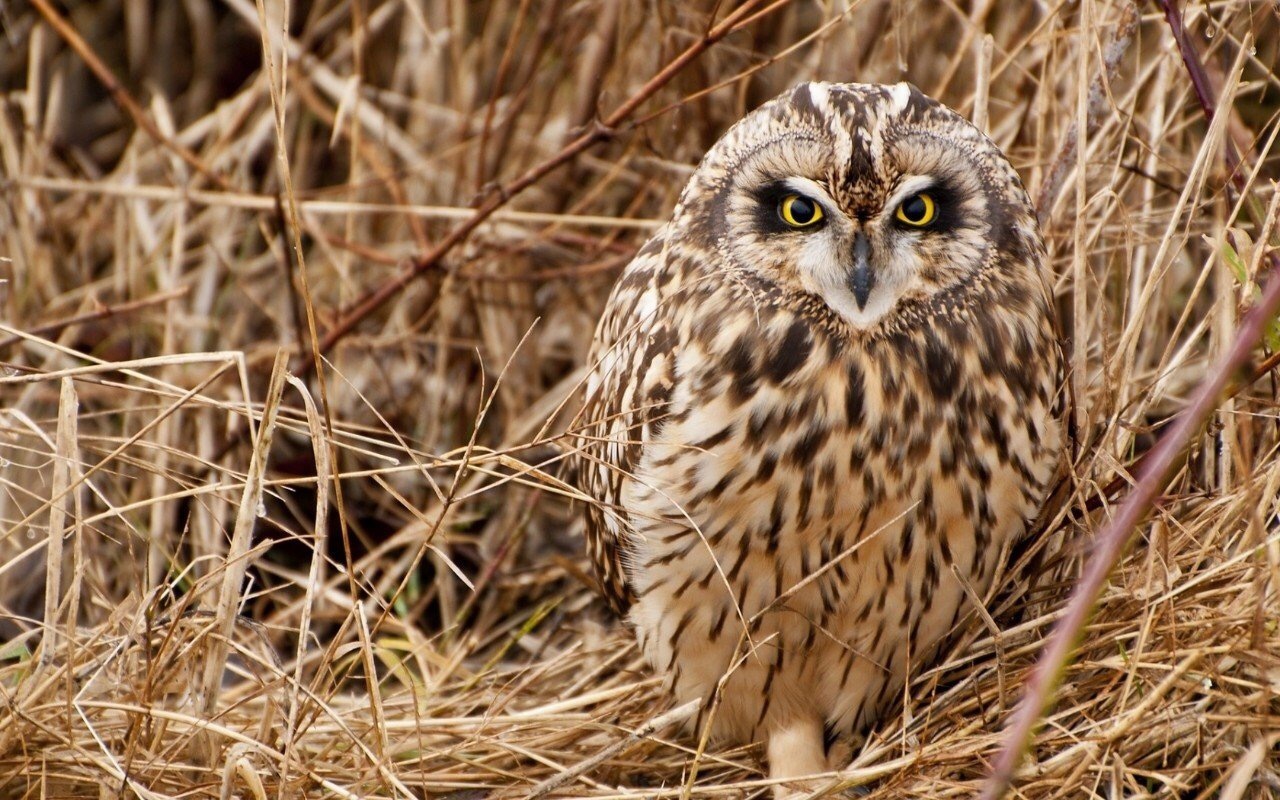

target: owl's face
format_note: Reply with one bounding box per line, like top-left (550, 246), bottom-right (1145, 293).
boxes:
top-left (671, 82), bottom-right (1041, 329)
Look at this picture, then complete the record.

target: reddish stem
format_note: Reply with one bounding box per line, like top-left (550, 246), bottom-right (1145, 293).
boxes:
top-left (981, 3), bottom-right (1274, 794)
top-left (981, 256), bottom-right (1280, 799)
top-left (310, 0), bottom-right (789, 367)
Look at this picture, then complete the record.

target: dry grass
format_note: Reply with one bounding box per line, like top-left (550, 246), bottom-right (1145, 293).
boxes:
top-left (2, 1), bottom-right (1279, 797)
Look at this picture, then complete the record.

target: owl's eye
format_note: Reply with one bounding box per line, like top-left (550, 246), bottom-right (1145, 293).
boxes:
top-left (779, 194), bottom-right (825, 228)
top-left (895, 192), bottom-right (937, 227)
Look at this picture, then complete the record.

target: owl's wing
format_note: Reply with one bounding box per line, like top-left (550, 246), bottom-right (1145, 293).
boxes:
top-left (575, 236), bottom-right (684, 615)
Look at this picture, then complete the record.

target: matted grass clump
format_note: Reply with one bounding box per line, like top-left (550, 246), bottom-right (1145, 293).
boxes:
top-left (1, 1), bottom-right (1278, 797)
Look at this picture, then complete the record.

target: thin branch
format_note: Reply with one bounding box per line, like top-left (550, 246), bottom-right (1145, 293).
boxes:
top-left (1155, 0), bottom-right (1244, 188)
top-left (984, 250), bottom-right (1280, 800)
top-left (311, 0), bottom-right (792, 364)
top-left (28, 0), bottom-right (229, 189)
top-left (0, 287), bottom-right (189, 352)
top-left (980, 5), bottom-right (1277, 793)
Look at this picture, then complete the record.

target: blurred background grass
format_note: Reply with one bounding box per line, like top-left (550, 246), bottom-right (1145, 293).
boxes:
top-left (1, 1), bottom-right (1279, 797)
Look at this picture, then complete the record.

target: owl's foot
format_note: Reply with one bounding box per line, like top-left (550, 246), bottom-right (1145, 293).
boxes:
top-left (766, 715), bottom-right (829, 799)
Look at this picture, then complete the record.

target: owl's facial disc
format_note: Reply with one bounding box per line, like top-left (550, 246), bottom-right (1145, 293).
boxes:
top-left (705, 83), bottom-right (1011, 331)
top-left (746, 167), bottom-right (977, 329)
top-left (748, 175), bottom-right (921, 328)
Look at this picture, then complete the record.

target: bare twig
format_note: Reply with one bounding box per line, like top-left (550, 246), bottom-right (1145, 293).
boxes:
top-left (28, 0), bottom-right (229, 188)
top-left (0, 287), bottom-right (189, 352)
top-left (6, 3), bottom-right (1279, 797)
top-left (981, 6), bottom-right (1279, 791)
top-left (312, 0), bottom-right (793, 362)
top-left (982, 253), bottom-right (1280, 799)
top-left (1155, 0), bottom-right (1245, 188)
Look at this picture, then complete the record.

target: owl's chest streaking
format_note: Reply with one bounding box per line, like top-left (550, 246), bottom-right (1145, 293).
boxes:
top-left (595, 269), bottom-right (1063, 743)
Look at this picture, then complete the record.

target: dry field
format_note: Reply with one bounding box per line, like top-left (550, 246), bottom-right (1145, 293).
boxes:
top-left (1, 1), bottom-right (1279, 797)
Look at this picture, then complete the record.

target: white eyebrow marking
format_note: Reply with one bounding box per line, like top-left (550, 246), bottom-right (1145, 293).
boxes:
top-left (781, 177), bottom-right (838, 212)
top-left (885, 175), bottom-right (936, 215)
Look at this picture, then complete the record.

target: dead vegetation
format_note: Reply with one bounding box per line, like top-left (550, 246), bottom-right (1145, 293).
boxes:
top-left (1, 1), bottom-right (1278, 797)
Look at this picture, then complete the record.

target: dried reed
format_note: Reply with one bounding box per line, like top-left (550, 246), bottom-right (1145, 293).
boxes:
top-left (1, 2), bottom-right (1278, 798)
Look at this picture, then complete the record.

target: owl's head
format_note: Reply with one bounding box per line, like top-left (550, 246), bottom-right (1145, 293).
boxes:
top-left (671, 81), bottom-right (1044, 329)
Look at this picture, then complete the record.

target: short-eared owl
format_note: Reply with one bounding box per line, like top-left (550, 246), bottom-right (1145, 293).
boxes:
top-left (574, 81), bottom-right (1065, 793)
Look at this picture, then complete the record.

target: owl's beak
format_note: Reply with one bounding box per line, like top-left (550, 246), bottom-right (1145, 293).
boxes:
top-left (849, 233), bottom-right (875, 309)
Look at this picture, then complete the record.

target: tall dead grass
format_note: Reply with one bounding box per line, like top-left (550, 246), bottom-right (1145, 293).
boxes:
top-left (1, 1), bottom-right (1278, 798)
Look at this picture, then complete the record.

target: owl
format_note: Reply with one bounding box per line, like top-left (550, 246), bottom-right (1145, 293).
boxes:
top-left (573, 81), bottom-right (1065, 794)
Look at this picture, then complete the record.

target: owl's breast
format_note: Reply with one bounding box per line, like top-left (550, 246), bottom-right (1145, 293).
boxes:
top-left (624, 294), bottom-right (1061, 649)
top-left (612, 283), bottom-right (1065, 744)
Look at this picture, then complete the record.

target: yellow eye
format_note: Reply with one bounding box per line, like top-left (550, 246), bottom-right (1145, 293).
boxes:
top-left (895, 192), bottom-right (937, 226)
top-left (779, 194), bottom-right (825, 228)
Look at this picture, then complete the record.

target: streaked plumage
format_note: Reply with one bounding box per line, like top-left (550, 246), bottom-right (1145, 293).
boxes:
top-left (573, 81), bottom-right (1066, 793)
